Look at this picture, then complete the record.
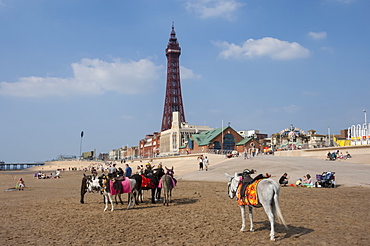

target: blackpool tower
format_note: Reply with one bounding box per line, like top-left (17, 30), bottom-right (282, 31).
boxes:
top-left (161, 24), bottom-right (186, 131)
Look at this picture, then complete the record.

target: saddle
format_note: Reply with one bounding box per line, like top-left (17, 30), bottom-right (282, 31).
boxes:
top-left (109, 178), bottom-right (132, 195)
top-left (140, 175), bottom-right (156, 189)
top-left (112, 176), bottom-right (125, 192)
top-left (237, 179), bottom-right (262, 206)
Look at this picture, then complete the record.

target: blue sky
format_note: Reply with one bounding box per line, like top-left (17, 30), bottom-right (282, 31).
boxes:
top-left (1, 0), bottom-right (369, 162)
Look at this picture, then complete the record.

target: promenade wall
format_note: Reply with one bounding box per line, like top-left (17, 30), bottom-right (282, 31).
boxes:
top-left (274, 145), bottom-right (370, 164)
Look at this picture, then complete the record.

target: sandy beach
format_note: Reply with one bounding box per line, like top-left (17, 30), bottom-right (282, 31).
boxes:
top-left (1, 154), bottom-right (370, 245)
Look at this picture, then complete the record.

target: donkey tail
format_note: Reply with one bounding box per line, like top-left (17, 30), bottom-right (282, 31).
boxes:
top-left (274, 184), bottom-right (288, 230)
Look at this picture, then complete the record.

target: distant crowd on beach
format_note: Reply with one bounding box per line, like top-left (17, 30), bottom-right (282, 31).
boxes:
top-left (35, 169), bottom-right (61, 179)
top-left (326, 150), bottom-right (352, 161)
top-left (277, 171), bottom-right (335, 189)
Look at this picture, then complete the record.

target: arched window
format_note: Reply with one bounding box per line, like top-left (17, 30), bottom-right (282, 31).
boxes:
top-left (223, 133), bottom-right (235, 150)
top-left (213, 141), bottom-right (221, 149)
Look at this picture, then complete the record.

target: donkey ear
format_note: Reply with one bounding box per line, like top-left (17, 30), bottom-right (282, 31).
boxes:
top-left (172, 166), bottom-right (173, 170)
top-left (225, 173), bottom-right (232, 181)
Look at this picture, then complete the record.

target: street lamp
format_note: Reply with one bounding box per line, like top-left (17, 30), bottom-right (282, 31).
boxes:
top-left (363, 109), bottom-right (367, 125)
top-left (80, 131), bottom-right (84, 159)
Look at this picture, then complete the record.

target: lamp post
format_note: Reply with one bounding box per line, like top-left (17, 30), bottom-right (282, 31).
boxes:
top-left (363, 109), bottom-right (367, 125)
top-left (363, 110), bottom-right (368, 144)
top-left (80, 131), bottom-right (84, 159)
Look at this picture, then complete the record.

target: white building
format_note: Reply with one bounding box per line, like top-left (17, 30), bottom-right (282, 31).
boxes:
top-left (160, 112), bottom-right (213, 156)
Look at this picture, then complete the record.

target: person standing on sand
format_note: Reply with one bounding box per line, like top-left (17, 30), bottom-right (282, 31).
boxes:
top-left (108, 164), bottom-right (117, 175)
top-left (204, 156), bottom-right (209, 171)
top-left (197, 155), bottom-right (204, 171)
top-left (125, 164), bottom-right (132, 178)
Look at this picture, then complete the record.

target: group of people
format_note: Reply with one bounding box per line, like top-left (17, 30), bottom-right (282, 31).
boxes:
top-left (326, 150), bottom-right (352, 161)
top-left (243, 148), bottom-right (261, 159)
top-left (107, 163), bottom-right (132, 178)
top-left (136, 162), bottom-right (156, 175)
top-left (197, 155), bottom-right (209, 171)
top-left (278, 173), bottom-right (315, 187)
top-left (35, 170), bottom-right (61, 179)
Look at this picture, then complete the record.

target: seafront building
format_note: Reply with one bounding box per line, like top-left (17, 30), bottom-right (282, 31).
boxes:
top-left (183, 126), bottom-right (261, 155)
top-left (160, 112), bottom-right (213, 156)
top-left (347, 123), bottom-right (370, 146)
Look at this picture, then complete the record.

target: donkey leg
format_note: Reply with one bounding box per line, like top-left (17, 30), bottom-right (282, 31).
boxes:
top-left (248, 206), bottom-right (254, 232)
top-left (163, 191), bottom-right (166, 206)
top-left (80, 190), bottom-right (86, 204)
top-left (104, 195), bottom-right (108, 212)
top-left (169, 189), bottom-right (172, 204)
top-left (165, 191), bottom-right (169, 206)
top-left (154, 187), bottom-right (161, 201)
top-left (127, 193), bottom-right (131, 209)
top-left (138, 189), bottom-right (143, 203)
top-left (108, 194), bottom-right (114, 211)
top-left (240, 205), bottom-right (247, 231)
top-left (132, 190), bottom-right (137, 208)
top-left (118, 194), bottom-right (124, 205)
top-left (136, 189), bottom-right (141, 205)
top-left (151, 188), bottom-right (156, 204)
top-left (262, 204), bottom-right (275, 241)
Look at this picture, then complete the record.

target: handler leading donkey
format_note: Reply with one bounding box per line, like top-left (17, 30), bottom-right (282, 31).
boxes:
top-left (225, 171), bottom-right (287, 241)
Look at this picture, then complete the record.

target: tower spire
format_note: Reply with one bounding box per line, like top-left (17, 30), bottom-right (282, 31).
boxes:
top-left (161, 24), bottom-right (186, 131)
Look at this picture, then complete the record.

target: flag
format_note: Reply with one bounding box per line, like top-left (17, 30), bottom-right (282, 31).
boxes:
top-left (81, 131), bottom-right (84, 138)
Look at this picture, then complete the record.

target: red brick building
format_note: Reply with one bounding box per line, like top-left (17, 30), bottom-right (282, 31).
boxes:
top-left (182, 126), bottom-right (260, 154)
top-left (139, 132), bottom-right (161, 159)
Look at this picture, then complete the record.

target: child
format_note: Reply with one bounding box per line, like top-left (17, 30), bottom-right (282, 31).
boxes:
top-left (17, 178), bottom-right (25, 190)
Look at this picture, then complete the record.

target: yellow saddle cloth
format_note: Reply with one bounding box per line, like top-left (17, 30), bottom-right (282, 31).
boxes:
top-left (237, 179), bottom-right (262, 206)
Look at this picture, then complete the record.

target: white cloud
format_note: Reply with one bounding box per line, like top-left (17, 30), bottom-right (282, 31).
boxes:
top-left (283, 105), bottom-right (301, 113)
top-left (184, 0), bottom-right (244, 21)
top-left (180, 66), bottom-right (201, 80)
top-left (308, 31), bottom-right (327, 40)
top-left (216, 37), bottom-right (310, 60)
top-left (0, 58), bottom-right (163, 98)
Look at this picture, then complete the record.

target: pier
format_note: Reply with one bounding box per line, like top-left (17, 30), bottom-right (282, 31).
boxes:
top-left (0, 162), bottom-right (44, 170)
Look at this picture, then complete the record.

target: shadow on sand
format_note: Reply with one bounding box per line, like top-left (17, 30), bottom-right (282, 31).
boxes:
top-left (247, 221), bottom-right (314, 241)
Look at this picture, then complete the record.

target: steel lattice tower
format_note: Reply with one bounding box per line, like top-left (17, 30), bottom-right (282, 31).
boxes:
top-left (161, 24), bottom-right (185, 131)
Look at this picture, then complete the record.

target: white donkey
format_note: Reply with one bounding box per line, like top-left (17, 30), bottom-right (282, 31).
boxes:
top-left (87, 176), bottom-right (137, 212)
top-left (225, 172), bottom-right (287, 241)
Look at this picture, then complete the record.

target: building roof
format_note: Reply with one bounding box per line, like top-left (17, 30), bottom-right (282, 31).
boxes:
top-left (190, 127), bottom-right (228, 146)
top-left (236, 137), bottom-right (254, 146)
